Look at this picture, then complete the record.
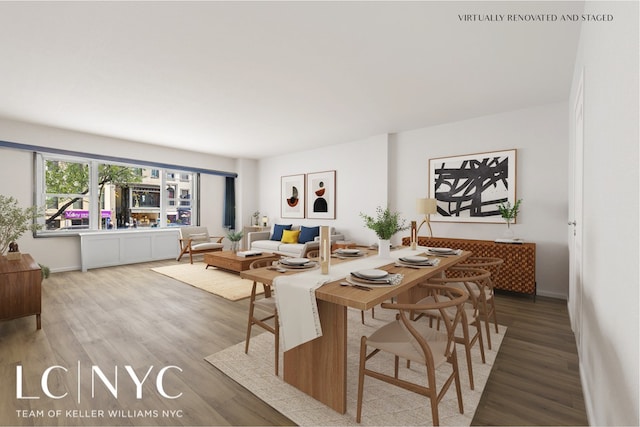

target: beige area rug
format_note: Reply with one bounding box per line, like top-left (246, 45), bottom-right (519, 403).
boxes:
top-left (151, 262), bottom-right (261, 301)
top-left (205, 307), bottom-right (506, 426)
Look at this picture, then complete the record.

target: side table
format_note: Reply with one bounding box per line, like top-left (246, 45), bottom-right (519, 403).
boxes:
top-left (0, 253), bottom-right (42, 329)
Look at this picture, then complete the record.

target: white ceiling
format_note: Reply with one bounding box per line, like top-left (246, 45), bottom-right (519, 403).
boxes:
top-left (0, 1), bottom-right (584, 159)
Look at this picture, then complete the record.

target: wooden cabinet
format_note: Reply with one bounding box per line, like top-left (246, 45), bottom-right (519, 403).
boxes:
top-left (0, 253), bottom-right (42, 329)
top-left (401, 236), bottom-right (537, 295)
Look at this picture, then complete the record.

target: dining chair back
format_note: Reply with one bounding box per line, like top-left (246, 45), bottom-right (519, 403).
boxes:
top-left (244, 256), bottom-right (282, 375)
top-left (414, 268), bottom-right (491, 390)
top-left (450, 257), bottom-right (503, 349)
top-left (356, 285), bottom-right (468, 425)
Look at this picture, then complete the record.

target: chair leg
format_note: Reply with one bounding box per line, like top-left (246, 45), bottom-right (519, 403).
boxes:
top-left (460, 321), bottom-right (474, 390)
top-left (451, 347), bottom-right (464, 415)
top-left (476, 319), bottom-right (486, 364)
top-left (244, 283), bottom-right (258, 354)
top-left (356, 337), bottom-right (367, 424)
top-left (361, 310), bottom-right (365, 324)
top-left (274, 311), bottom-right (280, 376)
top-left (426, 368), bottom-right (439, 426)
top-left (481, 298), bottom-right (493, 350)
top-left (490, 297), bottom-right (499, 333)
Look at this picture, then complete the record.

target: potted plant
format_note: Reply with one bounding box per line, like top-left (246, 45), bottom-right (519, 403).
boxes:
top-left (252, 211), bottom-right (260, 226)
top-left (360, 206), bottom-right (409, 257)
top-left (226, 229), bottom-right (244, 253)
top-left (0, 195), bottom-right (43, 259)
top-left (497, 199), bottom-right (522, 238)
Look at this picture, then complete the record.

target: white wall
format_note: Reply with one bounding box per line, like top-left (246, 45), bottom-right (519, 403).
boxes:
top-left (0, 117), bottom-right (238, 272)
top-left (392, 103), bottom-right (570, 298)
top-left (258, 104), bottom-right (570, 298)
top-left (258, 134), bottom-right (390, 245)
top-left (570, 1), bottom-right (639, 425)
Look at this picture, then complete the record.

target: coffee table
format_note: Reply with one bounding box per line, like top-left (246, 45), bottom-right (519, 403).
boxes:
top-left (203, 251), bottom-right (278, 273)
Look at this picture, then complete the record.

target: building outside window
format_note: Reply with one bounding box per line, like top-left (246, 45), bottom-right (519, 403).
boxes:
top-left (37, 154), bottom-right (198, 233)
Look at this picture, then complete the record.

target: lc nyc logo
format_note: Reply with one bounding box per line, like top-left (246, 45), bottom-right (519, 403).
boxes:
top-left (16, 363), bottom-right (183, 401)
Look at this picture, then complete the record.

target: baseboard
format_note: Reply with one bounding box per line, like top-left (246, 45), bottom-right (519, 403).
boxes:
top-left (536, 289), bottom-right (567, 300)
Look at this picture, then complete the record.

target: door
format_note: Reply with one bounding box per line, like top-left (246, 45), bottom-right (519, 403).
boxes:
top-left (568, 68), bottom-right (584, 353)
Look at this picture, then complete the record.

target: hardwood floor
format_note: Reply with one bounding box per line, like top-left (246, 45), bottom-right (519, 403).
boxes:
top-left (0, 259), bottom-right (588, 426)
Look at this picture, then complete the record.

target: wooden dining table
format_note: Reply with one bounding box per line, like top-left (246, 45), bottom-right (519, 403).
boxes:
top-left (240, 247), bottom-right (472, 414)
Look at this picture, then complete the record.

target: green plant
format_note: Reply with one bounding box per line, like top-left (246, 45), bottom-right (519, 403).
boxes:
top-left (360, 206), bottom-right (409, 240)
top-left (39, 263), bottom-right (50, 279)
top-left (226, 229), bottom-right (243, 242)
top-left (497, 199), bottom-right (522, 222)
top-left (0, 195), bottom-right (43, 255)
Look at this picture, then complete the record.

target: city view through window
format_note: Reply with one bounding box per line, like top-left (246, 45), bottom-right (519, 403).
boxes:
top-left (40, 156), bottom-right (197, 232)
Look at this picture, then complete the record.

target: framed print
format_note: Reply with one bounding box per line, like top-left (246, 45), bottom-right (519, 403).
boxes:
top-left (307, 170), bottom-right (336, 219)
top-left (429, 149), bottom-right (517, 223)
top-left (281, 174), bottom-right (305, 218)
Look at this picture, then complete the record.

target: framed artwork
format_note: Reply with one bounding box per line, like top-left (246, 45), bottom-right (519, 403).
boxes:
top-left (307, 170), bottom-right (336, 219)
top-left (429, 149), bottom-right (517, 223)
top-left (281, 174), bottom-right (305, 218)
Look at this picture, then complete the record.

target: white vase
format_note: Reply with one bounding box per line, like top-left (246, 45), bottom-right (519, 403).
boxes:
top-left (503, 219), bottom-right (515, 239)
top-left (378, 239), bottom-right (391, 258)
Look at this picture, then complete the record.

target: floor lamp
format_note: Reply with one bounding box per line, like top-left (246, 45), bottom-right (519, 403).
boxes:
top-left (411, 198), bottom-right (437, 249)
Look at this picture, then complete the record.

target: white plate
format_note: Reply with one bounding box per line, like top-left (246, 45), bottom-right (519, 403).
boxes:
top-left (338, 248), bottom-right (360, 254)
top-left (280, 257), bottom-right (309, 266)
top-left (428, 247), bottom-right (455, 254)
top-left (355, 269), bottom-right (388, 279)
top-left (402, 255), bottom-right (430, 263)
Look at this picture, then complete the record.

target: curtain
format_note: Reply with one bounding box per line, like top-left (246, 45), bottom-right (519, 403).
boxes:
top-left (224, 177), bottom-right (236, 229)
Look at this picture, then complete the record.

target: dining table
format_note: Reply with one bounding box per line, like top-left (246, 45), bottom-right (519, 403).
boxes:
top-left (240, 245), bottom-right (472, 414)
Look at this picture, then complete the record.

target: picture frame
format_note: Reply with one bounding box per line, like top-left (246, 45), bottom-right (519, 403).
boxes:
top-left (429, 149), bottom-right (517, 223)
top-left (281, 174), bottom-right (306, 218)
top-left (307, 170), bottom-right (336, 219)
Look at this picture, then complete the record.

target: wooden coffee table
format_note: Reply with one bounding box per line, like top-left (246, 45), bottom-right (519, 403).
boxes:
top-left (203, 251), bottom-right (277, 273)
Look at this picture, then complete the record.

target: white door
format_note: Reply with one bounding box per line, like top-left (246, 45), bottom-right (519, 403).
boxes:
top-left (568, 68), bottom-right (584, 353)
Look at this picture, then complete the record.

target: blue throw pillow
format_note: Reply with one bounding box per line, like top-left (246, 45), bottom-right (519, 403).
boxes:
top-left (298, 226), bottom-right (320, 243)
top-left (271, 224), bottom-right (292, 241)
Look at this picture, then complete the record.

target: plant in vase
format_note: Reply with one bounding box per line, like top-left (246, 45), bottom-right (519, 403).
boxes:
top-left (0, 195), bottom-right (43, 258)
top-left (360, 206), bottom-right (409, 257)
top-left (252, 211), bottom-right (260, 226)
top-left (226, 229), bottom-right (243, 253)
top-left (497, 199), bottom-right (522, 238)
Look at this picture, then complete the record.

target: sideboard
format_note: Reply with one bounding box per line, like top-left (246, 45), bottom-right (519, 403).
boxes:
top-left (401, 236), bottom-right (537, 296)
top-left (0, 253), bottom-right (42, 329)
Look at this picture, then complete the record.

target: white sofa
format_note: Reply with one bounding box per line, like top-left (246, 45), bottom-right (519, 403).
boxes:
top-left (247, 225), bottom-right (344, 258)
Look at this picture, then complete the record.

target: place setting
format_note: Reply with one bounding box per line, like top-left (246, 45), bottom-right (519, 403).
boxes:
top-left (425, 247), bottom-right (462, 257)
top-left (395, 253), bottom-right (440, 269)
top-left (332, 248), bottom-right (367, 259)
top-left (276, 257), bottom-right (319, 271)
top-left (345, 268), bottom-right (404, 288)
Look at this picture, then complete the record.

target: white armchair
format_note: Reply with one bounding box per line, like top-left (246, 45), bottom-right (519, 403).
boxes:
top-left (176, 226), bottom-right (224, 264)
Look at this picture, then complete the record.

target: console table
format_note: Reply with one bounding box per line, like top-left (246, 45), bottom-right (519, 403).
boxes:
top-left (402, 236), bottom-right (537, 295)
top-left (0, 253), bottom-right (42, 329)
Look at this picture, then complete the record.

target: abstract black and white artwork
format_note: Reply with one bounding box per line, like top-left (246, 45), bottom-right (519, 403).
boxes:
top-left (429, 149), bottom-right (517, 223)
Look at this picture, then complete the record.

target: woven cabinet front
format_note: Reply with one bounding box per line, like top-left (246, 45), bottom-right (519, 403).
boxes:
top-left (401, 236), bottom-right (536, 295)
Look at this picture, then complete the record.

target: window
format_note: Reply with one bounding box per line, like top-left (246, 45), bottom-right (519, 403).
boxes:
top-left (36, 154), bottom-right (199, 233)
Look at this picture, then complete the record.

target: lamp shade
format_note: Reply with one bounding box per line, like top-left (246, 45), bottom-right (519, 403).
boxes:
top-left (416, 198), bottom-right (438, 214)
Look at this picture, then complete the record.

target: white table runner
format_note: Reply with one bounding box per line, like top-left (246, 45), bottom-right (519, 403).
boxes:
top-left (274, 247), bottom-right (429, 351)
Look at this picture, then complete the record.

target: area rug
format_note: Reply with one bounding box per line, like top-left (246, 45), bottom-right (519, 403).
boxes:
top-left (205, 307), bottom-right (506, 426)
top-left (151, 262), bottom-right (261, 301)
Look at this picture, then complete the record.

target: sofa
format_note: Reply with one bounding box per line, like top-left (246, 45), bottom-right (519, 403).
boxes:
top-left (247, 224), bottom-right (344, 258)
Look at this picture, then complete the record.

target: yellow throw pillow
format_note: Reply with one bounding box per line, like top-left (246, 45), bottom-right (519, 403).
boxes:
top-left (281, 229), bottom-right (301, 244)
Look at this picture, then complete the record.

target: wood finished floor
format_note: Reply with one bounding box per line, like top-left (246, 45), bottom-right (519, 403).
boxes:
top-left (0, 258), bottom-right (588, 426)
